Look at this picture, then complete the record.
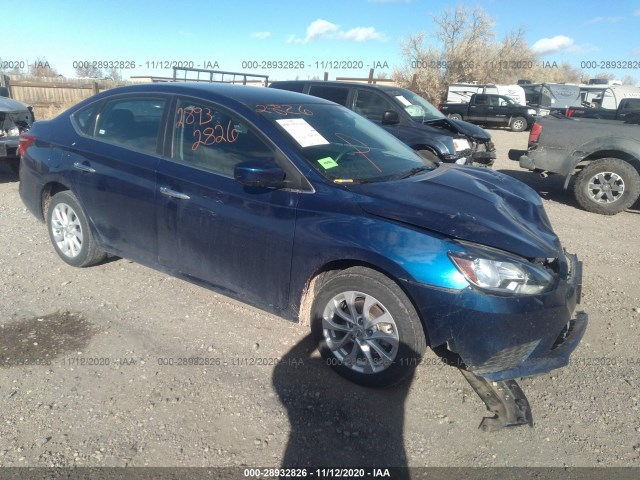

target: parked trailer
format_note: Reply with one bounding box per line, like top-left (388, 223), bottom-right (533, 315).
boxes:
top-left (447, 83), bottom-right (526, 105)
top-left (521, 83), bottom-right (582, 114)
top-left (578, 85), bottom-right (640, 109)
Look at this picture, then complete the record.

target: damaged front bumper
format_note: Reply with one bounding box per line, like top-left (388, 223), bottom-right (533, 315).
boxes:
top-left (446, 140), bottom-right (496, 167)
top-left (1, 103), bottom-right (34, 161)
top-left (471, 140), bottom-right (497, 166)
top-left (406, 252), bottom-right (587, 382)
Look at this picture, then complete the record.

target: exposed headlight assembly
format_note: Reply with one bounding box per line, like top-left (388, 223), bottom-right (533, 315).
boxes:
top-left (449, 244), bottom-right (554, 295)
top-left (452, 138), bottom-right (471, 152)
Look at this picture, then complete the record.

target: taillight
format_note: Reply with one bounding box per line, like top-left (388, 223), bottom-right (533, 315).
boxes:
top-left (437, 104), bottom-right (443, 111)
top-left (528, 123), bottom-right (542, 144)
top-left (566, 109), bottom-right (575, 118)
top-left (18, 133), bottom-right (35, 157)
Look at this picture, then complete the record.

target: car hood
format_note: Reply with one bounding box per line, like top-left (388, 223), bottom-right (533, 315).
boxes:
top-left (353, 165), bottom-right (561, 259)
top-left (424, 117), bottom-right (491, 141)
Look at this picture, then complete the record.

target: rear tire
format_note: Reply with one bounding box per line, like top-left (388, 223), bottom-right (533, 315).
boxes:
top-left (574, 158), bottom-right (640, 215)
top-left (510, 116), bottom-right (527, 132)
top-left (311, 267), bottom-right (426, 387)
top-left (47, 191), bottom-right (107, 267)
top-left (448, 113), bottom-right (463, 121)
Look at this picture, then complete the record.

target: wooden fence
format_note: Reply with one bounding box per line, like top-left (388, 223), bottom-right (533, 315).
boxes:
top-left (0, 74), bottom-right (130, 109)
top-left (0, 72), bottom-right (396, 118)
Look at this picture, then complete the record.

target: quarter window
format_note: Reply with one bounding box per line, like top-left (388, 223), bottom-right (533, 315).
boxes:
top-left (73, 103), bottom-right (99, 135)
top-left (94, 97), bottom-right (166, 153)
top-left (172, 98), bottom-right (275, 176)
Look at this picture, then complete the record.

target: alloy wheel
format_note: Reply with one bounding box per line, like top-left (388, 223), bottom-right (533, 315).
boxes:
top-left (50, 203), bottom-right (84, 258)
top-left (322, 291), bottom-right (400, 374)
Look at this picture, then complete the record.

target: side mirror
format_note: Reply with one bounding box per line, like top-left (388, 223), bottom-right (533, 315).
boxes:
top-left (234, 160), bottom-right (285, 188)
top-left (381, 110), bottom-right (400, 125)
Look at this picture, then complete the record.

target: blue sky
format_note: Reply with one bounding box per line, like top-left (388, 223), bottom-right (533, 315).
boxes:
top-left (4, 0), bottom-right (640, 82)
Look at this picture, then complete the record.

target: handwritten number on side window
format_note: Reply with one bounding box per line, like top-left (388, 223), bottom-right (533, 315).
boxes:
top-left (192, 121), bottom-right (239, 151)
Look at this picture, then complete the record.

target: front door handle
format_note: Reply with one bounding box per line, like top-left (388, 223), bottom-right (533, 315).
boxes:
top-left (160, 186), bottom-right (191, 200)
top-left (73, 162), bottom-right (96, 173)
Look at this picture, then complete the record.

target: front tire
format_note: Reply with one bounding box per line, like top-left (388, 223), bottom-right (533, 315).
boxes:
top-left (311, 267), bottom-right (426, 387)
top-left (574, 158), bottom-right (640, 215)
top-left (47, 191), bottom-right (106, 267)
top-left (416, 149), bottom-right (440, 168)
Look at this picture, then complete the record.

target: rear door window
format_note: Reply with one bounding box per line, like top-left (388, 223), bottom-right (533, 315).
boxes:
top-left (308, 85), bottom-right (350, 106)
top-left (275, 83), bottom-right (305, 93)
top-left (94, 97), bottom-right (167, 153)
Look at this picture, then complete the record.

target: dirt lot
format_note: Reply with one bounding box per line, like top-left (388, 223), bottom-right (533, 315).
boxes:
top-left (0, 129), bottom-right (639, 471)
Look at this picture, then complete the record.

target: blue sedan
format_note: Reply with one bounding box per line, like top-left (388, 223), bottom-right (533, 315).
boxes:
top-left (18, 82), bottom-right (586, 387)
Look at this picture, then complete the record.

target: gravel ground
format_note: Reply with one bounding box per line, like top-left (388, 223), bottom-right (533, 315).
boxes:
top-left (0, 129), bottom-right (639, 470)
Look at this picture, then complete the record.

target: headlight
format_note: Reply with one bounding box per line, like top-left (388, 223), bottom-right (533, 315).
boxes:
top-left (527, 109), bottom-right (537, 115)
top-left (452, 138), bottom-right (470, 152)
top-left (448, 244), bottom-right (554, 295)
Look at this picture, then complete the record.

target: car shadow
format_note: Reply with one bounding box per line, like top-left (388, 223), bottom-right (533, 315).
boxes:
top-left (0, 164), bottom-right (19, 183)
top-left (272, 334), bottom-right (414, 477)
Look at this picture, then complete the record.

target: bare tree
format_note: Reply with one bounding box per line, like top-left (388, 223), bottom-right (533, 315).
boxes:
top-left (75, 63), bottom-right (104, 78)
top-left (622, 75), bottom-right (637, 86)
top-left (594, 72), bottom-right (616, 81)
top-left (393, 5), bottom-right (588, 102)
top-left (30, 57), bottom-right (59, 77)
top-left (106, 68), bottom-right (122, 81)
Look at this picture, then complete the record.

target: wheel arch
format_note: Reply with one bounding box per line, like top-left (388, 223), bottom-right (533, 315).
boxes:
top-left (411, 145), bottom-right (442, 163)
top-left (296, 258), bottom-right (432, 345)
top-left (40, 181), bottom-right (72, 221)
top-left (411, 144), bottom-right (439, 155)
top-left (565, 149), bottom-right (640, 189)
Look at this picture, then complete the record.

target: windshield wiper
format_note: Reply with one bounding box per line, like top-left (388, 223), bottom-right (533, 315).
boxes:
top-left (397, 166), bottom-right (432, 179)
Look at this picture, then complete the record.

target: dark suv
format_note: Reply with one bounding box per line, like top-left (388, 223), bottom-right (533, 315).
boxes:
top-left (269, 81), bottom-right (496, 166)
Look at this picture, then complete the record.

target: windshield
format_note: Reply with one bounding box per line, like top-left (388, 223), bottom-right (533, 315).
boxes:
top-left (257, 103), bottom-right (431, 183)
top-left (388, 88), bottom-right (445, 122)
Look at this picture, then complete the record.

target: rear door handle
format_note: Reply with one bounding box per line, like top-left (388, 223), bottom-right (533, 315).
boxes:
top-left (160, 186), bottom-right (190, 200)
top-left (73, 162), bottom-right (96, 173)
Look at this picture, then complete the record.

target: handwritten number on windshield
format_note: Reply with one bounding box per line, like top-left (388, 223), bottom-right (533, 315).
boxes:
top-left (334, 133), bottom-right (382, 173)
top-left (256, 104), bottom-right (313, 116)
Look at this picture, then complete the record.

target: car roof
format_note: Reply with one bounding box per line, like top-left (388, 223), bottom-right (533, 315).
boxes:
top-left (87, 82), bottom-right (335, 108)
top-left (270, 80), bottom-right (401, 93)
